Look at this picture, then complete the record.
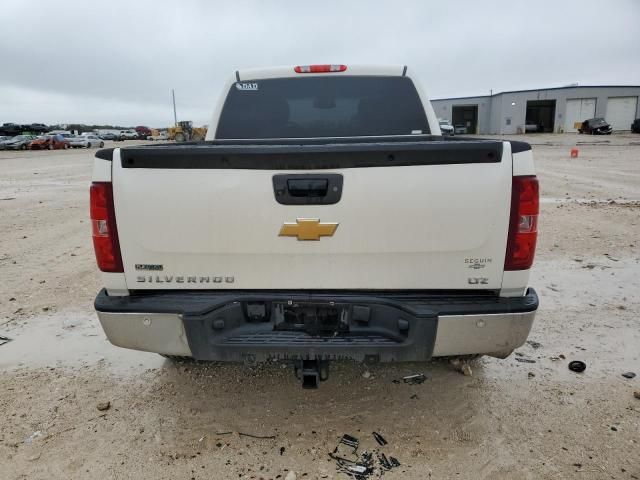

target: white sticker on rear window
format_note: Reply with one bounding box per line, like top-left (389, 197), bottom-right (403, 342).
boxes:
top-left (411, 130), bottom-right (422, 134)
top-left (236, 82), bottom-right (258, 91)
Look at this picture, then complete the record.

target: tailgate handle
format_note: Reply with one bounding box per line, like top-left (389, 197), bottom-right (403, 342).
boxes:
top-left (287, 179), bottom-right (328, 197)
top-left (273, 174), bottom-right (343, 205)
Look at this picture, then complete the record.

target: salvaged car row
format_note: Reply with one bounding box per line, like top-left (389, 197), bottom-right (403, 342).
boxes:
top-left (0, 132), bottom-right (105, 150)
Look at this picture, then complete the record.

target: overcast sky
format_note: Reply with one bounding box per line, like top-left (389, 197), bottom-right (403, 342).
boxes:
top-left (1, 0), bottom-right (638, 127)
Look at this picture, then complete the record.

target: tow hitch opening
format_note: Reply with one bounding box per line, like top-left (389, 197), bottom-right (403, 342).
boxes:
top-left (295, 359), bottom-right (330, 389)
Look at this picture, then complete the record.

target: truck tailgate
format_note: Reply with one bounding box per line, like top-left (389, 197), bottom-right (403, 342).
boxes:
top-left (112, 140), bottom-right (512, 290)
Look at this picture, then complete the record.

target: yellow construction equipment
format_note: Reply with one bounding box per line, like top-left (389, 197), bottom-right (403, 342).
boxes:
top-left (168, 121), bottom-right (207, 142)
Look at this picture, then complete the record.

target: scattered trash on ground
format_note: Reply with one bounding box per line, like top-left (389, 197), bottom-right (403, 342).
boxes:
top-left (515, 357), bottom-right (536, 364)
top-left (621, 372), bottom-right (636, 379)
top-left (329, 433), bottom-right (401, 479)
top-left (461, 363), bottom-right (473, 376)
top-left (634, 391), bottom-right (640, 400)
top-left (24, 431), bottom-right (43, 444)
top-left (526, 340), bottom-right (542, 349)
top-left (568, 361), bottom-right (586, 373)
top-left (238, 432), bottom-right (276, 440)
top-left (402, 373), bottom-right (426, 385)
top-left (96, 401), bottom-right (111, 411)
top-left (372, 432), bottom-right (387, 446)
top-left (0, 335), bottom-right (12, 346)
top-left (284, 471), bottom-right (297, 480)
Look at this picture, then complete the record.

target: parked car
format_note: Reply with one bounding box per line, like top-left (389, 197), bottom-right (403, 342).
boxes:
top-left (28, 134), bottom-right (70, 150)
top-left (135, 126), bottom-right (152, 139)
top-left (438, 119), bottom-right (454, 136)
top-left (0, 135), bottom-right (37, 150)
top-left (147, 131), bottom-right (169, 141)
top-left (578, 118), bottom-right (612, 135)
top-left (26, 123), bottom-right (48, 134)
top-left (92, 64), bottom-right (539, 388)
top-left (0, 123), bottom-right (23, 136)
top-left (454, 124), bottom-right (467, 134)
top-left (99, 132), bottom-right (117, 140)
top-left (70, 133), bottom-right (105, 148)
top-left (119, 130), bottom-right (138, 140)
top-left (632, 119), bottom-right (640, 133)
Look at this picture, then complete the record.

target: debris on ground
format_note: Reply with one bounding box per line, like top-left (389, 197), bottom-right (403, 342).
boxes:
top-left (329, 433), bottom-right (401, 479)
top-left (621, 372), bottom-right (636, 379)
top-left (568, 361), bottom-right (586, 373)
top-left (238, 432), bottom-right (276, 440)
top-left (372, 431), bottom-right (387, 446)
top-left (0, 335), bottom-right (12, 346)
top-left (362, 370), bottom-right (372, 379)
top-left (527, 340), bottom-right (542, 349)
top-left (528, 372), bottom-right (536, 378)
top-left (285, 471), bottom-right (297, 480)
top-left (461, 363), bottom-right (473, 376)
top-left (96, 401), bottom-right (111, 411)
top-left (402, 373), bottom-right (427, 385)
top-left (634, 391), bottom-right (640, 400)
top-left (24, 431), bottom-right (43, 444)
top-left (515, 357), bottom-right (536, 364)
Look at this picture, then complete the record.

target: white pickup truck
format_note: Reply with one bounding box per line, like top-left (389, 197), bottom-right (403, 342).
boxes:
top-left (91, 64), bottom-right (538, 387)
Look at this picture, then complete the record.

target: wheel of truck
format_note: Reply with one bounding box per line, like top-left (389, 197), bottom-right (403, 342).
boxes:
top-left (174, 132), bottom-right (186, 143)
top-left (160, 354), bottom-right (194, 363)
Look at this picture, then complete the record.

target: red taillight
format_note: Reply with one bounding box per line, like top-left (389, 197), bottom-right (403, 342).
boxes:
top-left (90, 182), bottom-right (123, 272)
top-left (294, 64), bottom-right (347, 73)
top-left (505, 175), bottom-right (539, 271)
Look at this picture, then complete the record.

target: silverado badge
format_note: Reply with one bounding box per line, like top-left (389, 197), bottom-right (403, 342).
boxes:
top-left (279, 218), bottom-right (338, 241)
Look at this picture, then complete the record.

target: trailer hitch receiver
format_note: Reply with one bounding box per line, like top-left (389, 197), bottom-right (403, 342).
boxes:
top-left (294, 359), bottom-right (329, 389)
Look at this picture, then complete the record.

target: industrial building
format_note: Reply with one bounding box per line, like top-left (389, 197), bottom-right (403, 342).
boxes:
top-left (431, 85), bottom-right (640, 134)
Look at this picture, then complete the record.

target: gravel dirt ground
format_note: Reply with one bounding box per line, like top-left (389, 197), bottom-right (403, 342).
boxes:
top-left (1, 135), bottom-right (639, 479)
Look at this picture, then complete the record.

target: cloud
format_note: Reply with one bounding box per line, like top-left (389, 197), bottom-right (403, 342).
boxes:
top-left (1, 0), bottom-right (638, 126)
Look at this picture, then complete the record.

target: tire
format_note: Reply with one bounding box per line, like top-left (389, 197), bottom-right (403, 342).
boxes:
top-left (174, 132), bottom-right (186, 143)
top-left (87, 143), bottom-right (91, 148)
top-left (100, 142), bottom-right (104, 148)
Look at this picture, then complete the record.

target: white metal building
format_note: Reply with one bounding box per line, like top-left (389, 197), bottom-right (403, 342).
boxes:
top-left (431, 85), bottom-right (640, 134)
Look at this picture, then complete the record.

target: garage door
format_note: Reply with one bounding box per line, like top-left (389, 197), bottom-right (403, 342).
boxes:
top-left (564, 98), bottom-right (596, 132)
top-left (606, 96), bottom-right (638, 131)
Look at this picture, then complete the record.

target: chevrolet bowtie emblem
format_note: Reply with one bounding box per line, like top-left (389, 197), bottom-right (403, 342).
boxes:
top-left (279, 218), bottom-right (338, 241)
